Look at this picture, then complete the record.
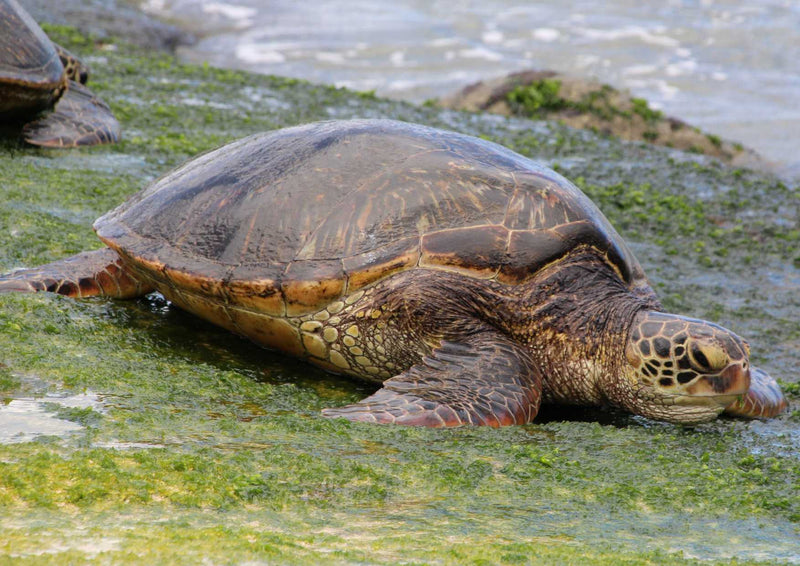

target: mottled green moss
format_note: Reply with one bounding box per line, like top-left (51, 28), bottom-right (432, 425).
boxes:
top-left (507, 79), bottom-right (566, 115)
top-left (631, 97), bottom-right (664, 123)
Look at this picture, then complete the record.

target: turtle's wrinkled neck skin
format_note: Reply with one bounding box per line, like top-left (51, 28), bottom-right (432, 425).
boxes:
top-left (486, 250), bottom-right (658, 410)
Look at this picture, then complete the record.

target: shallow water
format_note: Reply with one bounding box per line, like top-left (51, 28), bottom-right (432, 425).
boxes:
top-left (139, 0), bottom-right (800, 177)
top-left (0, 392), bottom-right (101, 443)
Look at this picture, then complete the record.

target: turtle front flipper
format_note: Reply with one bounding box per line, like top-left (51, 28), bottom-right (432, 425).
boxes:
top-left (322, 331), bottom-right (542, 427)
top-left (22, 80), bottom-right (120, 147)
top-left (0, 248), bottom-right (151, 298)
top-left (724, 367), bottom-right (788, 418)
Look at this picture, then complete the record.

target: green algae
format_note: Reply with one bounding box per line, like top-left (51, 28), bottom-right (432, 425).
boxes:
top-left (507, 80), bottom-right (666, 129)
top-left (507, 79), bottom-right (567, 115)
top-left (0, 24), bottom-right (798, 566)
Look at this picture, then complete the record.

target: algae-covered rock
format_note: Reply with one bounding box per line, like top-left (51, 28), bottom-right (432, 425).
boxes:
top-left (0, 5), bottom-right (798, 565)
top-left (440, 70), bottom-right (765, 170)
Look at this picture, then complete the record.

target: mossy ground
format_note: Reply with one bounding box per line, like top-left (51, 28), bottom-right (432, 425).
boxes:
top-left (0, 26), bottom-right (798, 565)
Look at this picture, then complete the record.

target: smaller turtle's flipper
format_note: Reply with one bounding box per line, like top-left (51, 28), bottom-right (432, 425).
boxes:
top-left (724, 367), bottom-right (788, 418)
top-left (322, 331), bottom-right (542, 427)
top-left (23, 81), bottom-right (120, 148)
top-left (0, 248), bottom-right (151, 299)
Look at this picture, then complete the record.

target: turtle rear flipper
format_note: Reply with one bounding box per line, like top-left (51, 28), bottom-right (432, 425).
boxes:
top-left (322, 331), bottom-right (543, 427)
top-left (0, 248), bottom-right (151, 299)
top-left (724, 367), bottom-right (788, 418)
top-left (22, 80), bottom-right (120, 147)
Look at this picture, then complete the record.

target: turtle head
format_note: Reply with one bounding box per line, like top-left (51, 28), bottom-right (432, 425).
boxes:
top-left (621, 311), bottom-right (751, 424)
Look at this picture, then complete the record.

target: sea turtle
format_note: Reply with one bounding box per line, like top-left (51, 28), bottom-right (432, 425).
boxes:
top-left (0, 119), bottom-right (787, 426)
top-left (0, 0), bottom-right (120, 147)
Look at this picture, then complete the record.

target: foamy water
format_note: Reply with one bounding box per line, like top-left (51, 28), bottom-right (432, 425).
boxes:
top-left (140, 0), bottom-right (800, 176)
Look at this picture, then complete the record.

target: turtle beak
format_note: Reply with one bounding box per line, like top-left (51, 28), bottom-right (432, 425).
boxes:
top-left (686, 363), bottom-right (751, 398)
top-left (724, 366), bottom-right (788, 418)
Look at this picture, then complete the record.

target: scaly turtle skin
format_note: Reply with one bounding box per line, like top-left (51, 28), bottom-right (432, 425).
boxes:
top-left (0, 0), bottom-right (120, 147)
top-left (0, 119), bottom-right (787, 426)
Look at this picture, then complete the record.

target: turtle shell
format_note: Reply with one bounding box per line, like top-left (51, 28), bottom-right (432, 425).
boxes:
top-left (95, 120), bottom-right (647, 320)
top-left (0, 0), bottom-right (66, 115)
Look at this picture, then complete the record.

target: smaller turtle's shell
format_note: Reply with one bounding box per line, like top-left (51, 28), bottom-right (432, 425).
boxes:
top-left (95, 120), bottom-right (648, 319)
top-left (0, 0), bottom-right (66, 115)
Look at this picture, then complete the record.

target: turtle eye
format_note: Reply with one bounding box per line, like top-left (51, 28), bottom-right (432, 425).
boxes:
top-left (688, 342), bottom-right (727, 373)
